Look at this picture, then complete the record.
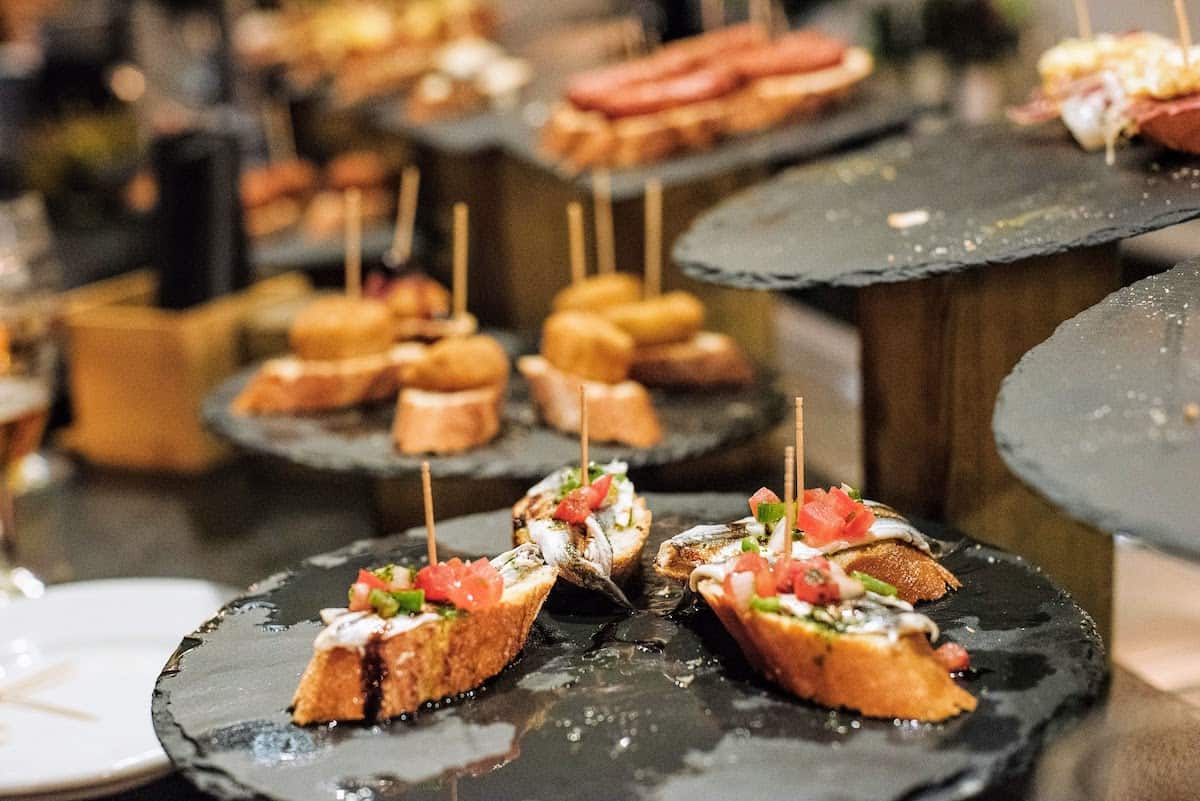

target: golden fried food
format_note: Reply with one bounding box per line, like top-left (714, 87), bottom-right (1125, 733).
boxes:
top-left (404, 334), bottom-right (510, 392)
top-left (289, 296), bottom-right (394, 361)
top-left (387, 274), bottom-right (451, 320)
top-left (551, 273), bottom-right (643, 313)
top-left (541, 310), bottom-right (634, 384)
top-left (600, 291), bottom-right (705, 346)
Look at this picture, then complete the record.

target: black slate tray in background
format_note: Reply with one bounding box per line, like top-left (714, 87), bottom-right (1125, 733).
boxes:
top-left (674, 122), bottom-right (1200, 291)
top-left (153, 492), bottom-right (1106, 801)
top-left (994, 260), bottom-right (1200, 562)
top-left (203, 368), bottom-right (785, 480)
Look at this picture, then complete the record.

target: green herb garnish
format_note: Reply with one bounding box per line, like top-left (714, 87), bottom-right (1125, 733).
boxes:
top-left (367, 588), bottom-right (425, 619)
top-left (740, 536), bottom-right (759, 552)
top-left (556, 464), bottom-right (624, 500)
top-left (841, 483), bottom-right (863, 502)
top-left (852, 571), bottom-right (897, 597)
top-left (754, 501), bottom-right (787, 525)
top-left (750, 595), bottom-right (782, 613)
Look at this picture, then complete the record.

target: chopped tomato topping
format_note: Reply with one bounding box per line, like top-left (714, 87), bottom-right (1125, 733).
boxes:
top-left (748, 487), bottom-right (781, 517)
top-left (356, 569), bottom-right (389, 592)
top-left (348, 582), bottom-right (372, 611)
top-left (587, 473), bottom-right (614, 508)
top-left (934, 642), bottom-right (970, 673)
top-left (555, 472), bottom-right (615, 523)
top-left (797, 486), bottom-right (877, 547)
top-left (776, 557), bottom-right (841, 604)
top-left (726, 552), bottom-right (777, 597)
top-left (416, 557), bottom-right (504, 612)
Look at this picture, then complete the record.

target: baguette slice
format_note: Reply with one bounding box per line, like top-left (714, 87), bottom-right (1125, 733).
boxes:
top-left (697, 579), bottom-right (976, 721)
top-left (292, 557), bottom-right (557, 725)
top-left (629, 331), bottom-right (754, 388)
top-left (518, 355), bottom-right (662, 448)
top-left (828, 541), bottom-right (961, 605)
top-left (392, 383), bottom-right (504, 455)
top-left (233, 343), bottom-right (426, 415)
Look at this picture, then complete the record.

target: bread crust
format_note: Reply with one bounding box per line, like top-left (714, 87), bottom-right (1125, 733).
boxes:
top-left (292, 565), bottom-right (557, 725)
top-left (392, 383), bottom-right (505, 454)
top-left (233, 344), bottom-right (426, 414)
top-left (699, 582), bottom-right (976, 721)
top-left (629, 332), bottom-right (753, 388)
top-left (517, 355), bottom-right (662, 447)
top-left (827, 541), bottom-right (961, 605)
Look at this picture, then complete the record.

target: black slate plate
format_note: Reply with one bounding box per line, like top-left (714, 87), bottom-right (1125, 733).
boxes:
top-left (674, 121), bottom-right (1200, 290)
top-left (153, 493), bottom-right (1106, 801)
top-left (498, 83), bottom-right (917, 201)
top-left (994, 260), bottom-right (1200, 562)
top-left (252, 225), bottom-right (405, 278)
top-left (202, 370), bottom-right (785, 479)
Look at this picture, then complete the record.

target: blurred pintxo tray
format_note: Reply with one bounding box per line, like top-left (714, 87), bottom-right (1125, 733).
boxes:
top-left (153, 493), bottom-right (1106, 801)
top-left (675, 122), bottom-right (1200, 290)
top-left (203, 369), bottom-right (786, 479)
top-left (252, 224), bottom-right (405, 277)
top-left (995, 259), bottom-right (1200, 561)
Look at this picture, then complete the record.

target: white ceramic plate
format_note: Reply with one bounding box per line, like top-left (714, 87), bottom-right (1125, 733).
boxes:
top-left (0, 578), bottom-right (235, 799)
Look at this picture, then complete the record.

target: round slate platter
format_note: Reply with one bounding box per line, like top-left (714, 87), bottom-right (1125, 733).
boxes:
top-left (994, 259), bottom-right (1200, 562)
top-left (674, 121), bottom-right (1200, 291)
top-left (202, 370), bottom-right (785, 479)
top-left (153, 493), bottom-right (1107, 801)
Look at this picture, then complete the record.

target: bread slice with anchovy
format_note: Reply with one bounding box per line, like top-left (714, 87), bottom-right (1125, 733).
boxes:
top-left (233, 344), bottom-right (426, 415)
top-left (697, 580), bottom-right (976, 721)
top-left (292, 554), bottom-right (556, 725)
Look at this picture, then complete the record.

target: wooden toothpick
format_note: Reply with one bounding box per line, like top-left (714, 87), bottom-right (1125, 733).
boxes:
top-left (453, 202), bottom-right (469, 318)
top-left (421, 461), bottom-right (437, 565)
top-left (389, 166), bottom-right (420, 267)
top-left (1072, 0), bottom-right (1092, 39)
top-left (701, 0), bottom-right (725, 32)
top-left (580, 385), bottom-right (590, 487)
top-left (593, 170), bottom-right (615, 275)
top-left (344, 188), bottom-right (362, 298)
top-left (644, 178), bottom-right (663, 299)
top-left (795, 397), bottom-right (804, 505)
top-left (568, 202), bottom-right (587, 285)
top-left (782, 446), bottom-right (795, 575)
top-left (1176, 0), bottom-right (1193, 67)
top-left (262, 103), bottom-right (296, 164)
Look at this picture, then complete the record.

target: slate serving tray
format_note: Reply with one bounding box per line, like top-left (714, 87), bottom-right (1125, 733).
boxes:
top-left (674, 121), bottom-right (1200, 290)
top-left (203, 370), bottom-right (785, 479)
top-left (994, 260), bottom-right (1200, 562)
top-left (153, 492), bottom-right (1106, 801)
top-left (252, 225), bottom-right (406, 278)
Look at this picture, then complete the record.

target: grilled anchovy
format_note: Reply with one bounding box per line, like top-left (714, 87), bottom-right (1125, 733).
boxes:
top-left (526, 517), bottom-right (632, 607)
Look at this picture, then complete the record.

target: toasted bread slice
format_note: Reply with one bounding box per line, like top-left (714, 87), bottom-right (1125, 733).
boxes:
top-left (392, 383), bottom-right (505, 455)
top-left (292, 561), bottom-right (557, 725)
top-left (698, 580), bottom-right (976, 721)
top-left (517, 355), bottom-right (662, 448)
top-left (828, 541), bottom-right (961, 605)
top-left (232, 344), bottom-right (426, 415)
top-left (629, 332), bottom-right (754, 388)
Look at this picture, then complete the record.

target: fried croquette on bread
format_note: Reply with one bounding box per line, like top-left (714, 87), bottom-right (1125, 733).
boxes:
top-left (541, 310), bottom-right (635, 384)
top-left (289, 296), bottom-right (395, 361)
top-left (386, 274), bottom-right (452, 321)
top-left (404, 334), bottom-right (510, 392)
top-left (292, 548), bottom-right (557, 725)
top-left (551, 273), bottom-right (643, 313)
top-left (600, 291), bottom-right (705, 346)
top-left (233, 343), bottom-right (426, 414)
top-left (392, 384), bottom-right (504, 454)
top-left (518, 355), bottom-right (662, 447)
top-left (629, 331), bottom-right (753, 388)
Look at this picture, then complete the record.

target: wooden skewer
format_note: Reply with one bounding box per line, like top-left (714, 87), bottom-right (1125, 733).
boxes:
top-left (750, 0), bottom-right (771, 33)
top-left (344, 188), bottom-right (362, 299)
top-left (795, 396), bottom-right (804, 506)
top-left (580, 385), bottom-right (590, 487)
top-left (644, 178), bottom-right (663, 299)
top-left (781, 446), bottom-right (795, 575)
top-left (1176, 0), bottom-right (1193, 68)
top-left (262, 103), bottom-right (296, 164)
top-left (421, 461), bottom-right (437, 565)
top-left (453, 202), bottom-right (469, 318)
top-left (1072, 0), bottom-right (1092, 39)
top-left (568, 202), bottom-right (587, 285)
top-left (701, 0), bottom-right (725, 32)
top-left (389, 166), bottom-right (421, 267)
top-left (593, 170), bottom-right (615, 275)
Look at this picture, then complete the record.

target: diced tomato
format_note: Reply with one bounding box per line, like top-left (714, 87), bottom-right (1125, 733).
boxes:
top-left (415, 557), bottom-right (504, 612)
top-left (777, 557), bottom-right (841, 604)
top-left (826, 486), bottom-right (857, 518)
top-left (587, 473), bottom-right (614, 509)
top-left (797, 500), bottom-right (845, 546)
top-left (356, 569), bottom-right (389, 592)
top-left (934, 642), bottom-right (970, 673)
top-left (349, 582), bottom-right (372, 611)
top-left (554, 488), bottom-right (593, 524)
top-left (748, 487), bottom-right (781, 517)
top-left (802, 488), bottom-right (827, 505)
top-left (728, 552), bottom-right (777, 597)
top-left (842, 507), bottom-right (876, 542)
